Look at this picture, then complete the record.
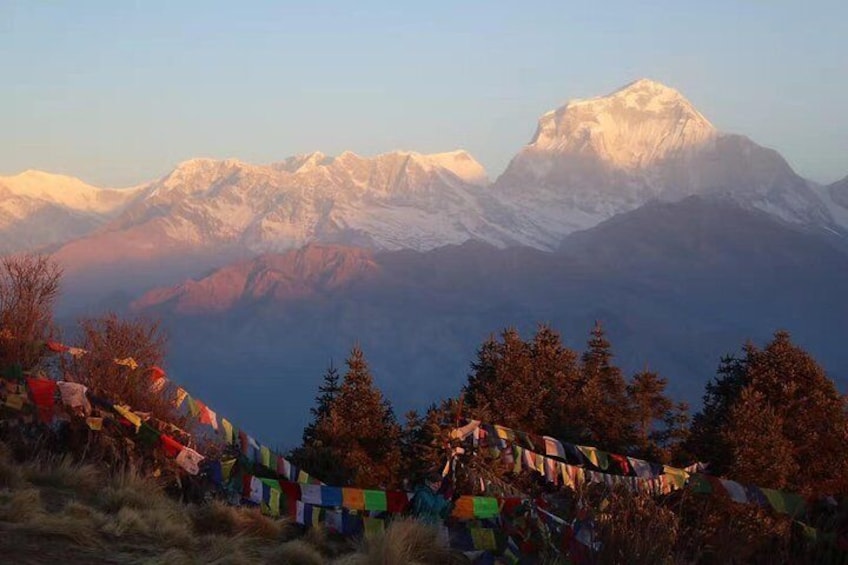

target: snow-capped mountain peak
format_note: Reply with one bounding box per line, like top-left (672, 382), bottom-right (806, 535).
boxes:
top-left (529, 78), bottom-right (716, 169)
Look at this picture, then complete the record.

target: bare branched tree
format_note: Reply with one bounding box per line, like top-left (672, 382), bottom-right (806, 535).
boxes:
top-left (0, 254), bottom-right (62, 371)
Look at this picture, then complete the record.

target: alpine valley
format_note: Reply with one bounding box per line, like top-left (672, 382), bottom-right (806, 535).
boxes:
top-left (4, 79), bottom-right (847, 445)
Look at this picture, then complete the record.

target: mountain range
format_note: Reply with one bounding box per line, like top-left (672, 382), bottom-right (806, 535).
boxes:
top-left (2, 78), bottom-right (846, 445)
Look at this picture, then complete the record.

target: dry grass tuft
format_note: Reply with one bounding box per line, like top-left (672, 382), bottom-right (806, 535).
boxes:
top-left (355, 518), bottom-right (463, 565)
top-left (0, 487), bottom-right (42, 522)
top-left (97, 469), bottom-right (171, 514)
top-left (191, 500), bottom-right (297, 541)
top-left (0, 443), bottom-right (23, 489)
top-left (24, 455), bottom-right (102, 496)
top-left (266, 539), bottom-right (326, 565)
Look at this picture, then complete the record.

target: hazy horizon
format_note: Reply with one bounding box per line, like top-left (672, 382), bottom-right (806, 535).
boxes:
top-left (4, 1), bottom-right (847, 187)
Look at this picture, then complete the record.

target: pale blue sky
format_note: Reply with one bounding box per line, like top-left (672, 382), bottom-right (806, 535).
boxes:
top-left (3, 1), bottom-right (846, 187)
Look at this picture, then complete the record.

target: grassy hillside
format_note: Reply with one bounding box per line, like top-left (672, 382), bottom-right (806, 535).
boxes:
top-left (0, 443), bottom-right (470, 565)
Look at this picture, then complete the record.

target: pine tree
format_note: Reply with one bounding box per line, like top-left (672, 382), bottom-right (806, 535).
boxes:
top-left (690, 331), bottom-right (848, 496)
top-left (463, 325), bottom-right (579, 435)
top-left (315, 345), bottom-right (402, 488)
top-left (724, 388), bottom-right (798, 489)
top-left (627, 370), bottom-right (677, 460)
top-left (302, 362), bottom-right (340, 445)
top-left (687, 354), bottom-right (749, 475)
top-left (573, 322), bottom-right (635, 452)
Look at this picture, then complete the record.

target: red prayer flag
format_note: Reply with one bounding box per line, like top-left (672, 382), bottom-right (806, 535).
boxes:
top-left (46, 340), bottom-right (69, 353)
top-left (26, 377), bottom-right (57, 407)
top-left (386, 491), bottom-right (409, 514)
top-left (160, 434), bottom-right (184, 458)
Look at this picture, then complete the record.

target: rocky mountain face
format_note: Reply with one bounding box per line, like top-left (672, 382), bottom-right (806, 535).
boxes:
top-left (126, 197), bottom-right (848, 445)
top-left (492, 79), bottom-right (837, 245)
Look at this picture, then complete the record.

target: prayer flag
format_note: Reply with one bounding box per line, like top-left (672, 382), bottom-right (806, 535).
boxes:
top-left (176, 447), bottom-right (204, 475)
top-left (301, 484), bottom-right (322, 506)
top-left (473, 497), bottom-right (499, 518)
top-left (343, 488), bottom-right (365, 511)
top-left (364, 490), bottom-right (387, 512)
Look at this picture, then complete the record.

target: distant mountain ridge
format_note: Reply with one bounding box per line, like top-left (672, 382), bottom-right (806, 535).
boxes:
top-left (127, 196), bottom-right (848, 445)
top-left (2, 78), bottom-right (846, 302)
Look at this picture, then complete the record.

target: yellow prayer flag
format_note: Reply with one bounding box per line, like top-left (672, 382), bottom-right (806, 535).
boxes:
top-left (221, 459), bottom-right (236, 481)
top-left (663, 466), bottom-right (689, 490)
top-left (269, 488), bottom-right (281, 517)
top-left (297, 470), bottom-right (308, 484)
top-left (470, 527), bottom-right (498, 551)
top-left (173, 387), bottom-right (187, 408)
top-left (86, 417), bottom-right (103, 431)
top-left (113, 405), bottom-right (141, 430)
top-left (114, 357), bottom-right (139, 370)
top-left (4, 393), bottom-right (25, 410)
top-left (363, 517), bottom-right (384, 539)
top-left (221, 418), bottom-right (234, 444)
top-left (260, 446), bottom-right (271, 468)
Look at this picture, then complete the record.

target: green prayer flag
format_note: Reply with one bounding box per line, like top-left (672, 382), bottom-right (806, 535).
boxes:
top-left (137, 422), bottom-right (161, 448)
top-left (473, 497), bottom-right (499, 518)
top-left (186, 394), bottom-right (199, 417)
top-left (761, 488), bottom-right (806, 518)
top-left (364, 490), bottom-right (387, 512)
top-left (688, 474), bottom-right (713, 494)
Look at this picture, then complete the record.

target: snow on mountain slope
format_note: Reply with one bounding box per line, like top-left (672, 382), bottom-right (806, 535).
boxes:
top-left (493, 79), bottom-right (838, 245)
top-left (0, 171), bottom-right (142, 253)
top-left (51, 149), bottom-right (530, 287)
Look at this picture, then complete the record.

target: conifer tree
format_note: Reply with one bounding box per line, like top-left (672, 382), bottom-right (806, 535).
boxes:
top-left (627, 370), bottom-right (678, 459)
top-left (687, 354), bottom-right (749, 475)
top-left (463, 325), bottom-right (579, 435)
top-left (302, 362), bottom-right (340, 445)
top-left (690, 331), bottom-right (848, 496)
top-left (314, 345), bottom-right (402, 488)
top-left (724, 388), bottom-right (798, 488)
top-left (573, 322), bottom-right (635, 452)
